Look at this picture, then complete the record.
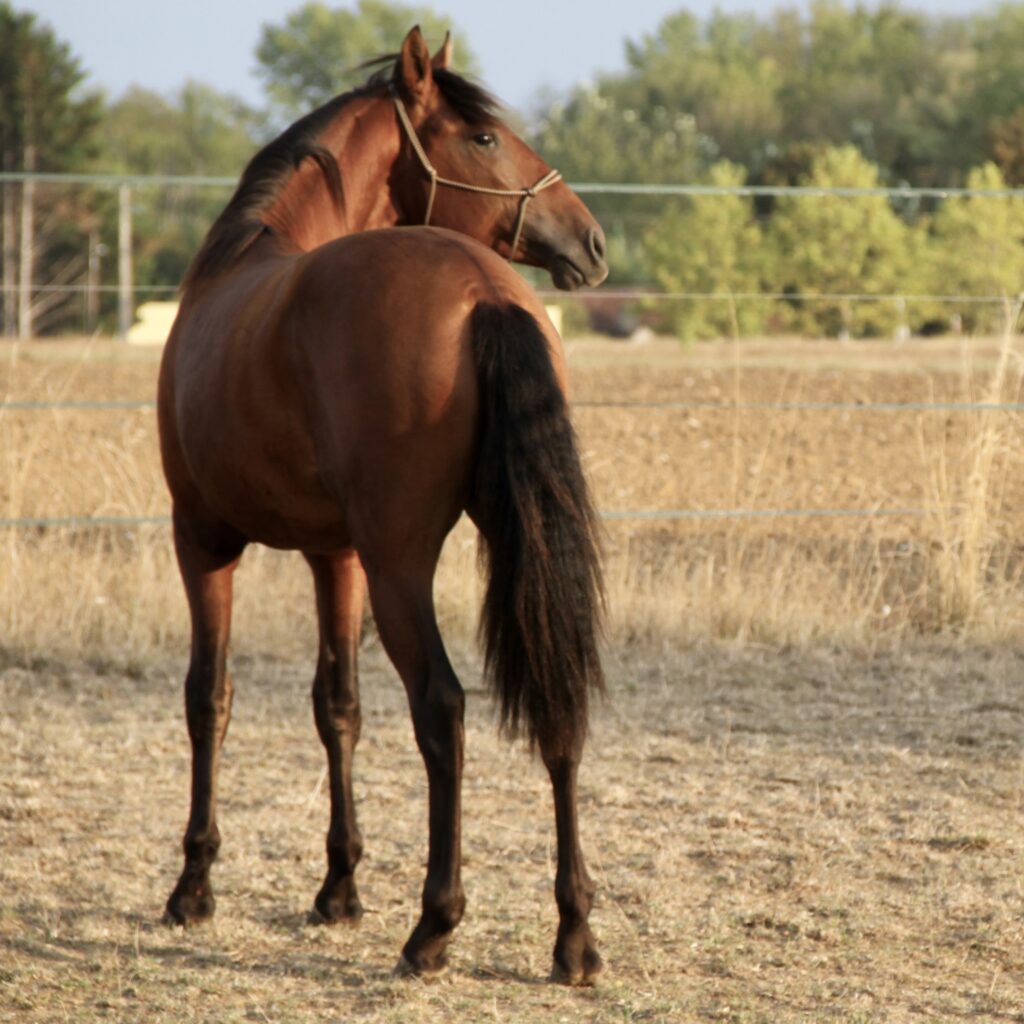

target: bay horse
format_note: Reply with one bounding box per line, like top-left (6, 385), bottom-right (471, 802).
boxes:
top-left (158, 28), bottom-right (607, 985)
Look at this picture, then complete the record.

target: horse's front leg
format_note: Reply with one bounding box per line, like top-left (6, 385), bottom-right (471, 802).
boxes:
top-left (164, 516), bottom-right (244, 925)
top-left (306, 550), bottom-right (367, 923)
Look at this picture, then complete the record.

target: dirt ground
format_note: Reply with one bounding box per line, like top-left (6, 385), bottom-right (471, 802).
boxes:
top-left (1, 642), bottom-right (1022, 1023)
top-left (1, 335), bottom-right (1023, 1021)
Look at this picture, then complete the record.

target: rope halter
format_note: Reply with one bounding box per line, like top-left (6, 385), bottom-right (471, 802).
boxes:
top-left (391, 88), bottom-right (563, 261)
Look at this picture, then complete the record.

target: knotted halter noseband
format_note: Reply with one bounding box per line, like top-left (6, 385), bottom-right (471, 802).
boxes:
top-left (391, 88), bottom-right (563, 261)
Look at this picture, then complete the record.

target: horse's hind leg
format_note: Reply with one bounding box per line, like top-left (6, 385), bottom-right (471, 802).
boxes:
top-left (541, 738), bottom-right (602, 985)
top-left (305, 550), bottom-right (366, 923)
top-left (164, 514), bottom-right (245, 926)
top-left (366, 568), bottom-right (466, 977)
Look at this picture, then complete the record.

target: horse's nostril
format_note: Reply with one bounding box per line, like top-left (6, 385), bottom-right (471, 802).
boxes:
top-left (587, 227), bottom-right (606, 263)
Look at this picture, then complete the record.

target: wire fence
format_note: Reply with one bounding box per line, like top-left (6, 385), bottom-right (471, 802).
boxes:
top-left (537, 290), bottom-right (1013, 306)
top-left (4, 171), bottom-right (1024, 197)
top-left (5, 398), bottom-right (1024, 413)
top-left (0, 508), bottom-right (948, 530)
top-left (2, 393), bottom-right (1019, 528)
top-left (3, 172), bottom-right (1022, 529)
top-left (4, 171), bottom-right (1024, 339)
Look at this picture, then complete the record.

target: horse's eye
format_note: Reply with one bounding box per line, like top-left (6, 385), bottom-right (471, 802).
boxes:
top-left (472, 132), bottom-right (497, 148)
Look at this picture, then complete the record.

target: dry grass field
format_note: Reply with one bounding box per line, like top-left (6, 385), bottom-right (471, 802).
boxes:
top-left (2, 334), bottom-right (1023, 1021)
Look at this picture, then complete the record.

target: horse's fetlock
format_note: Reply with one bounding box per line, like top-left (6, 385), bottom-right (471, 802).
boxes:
top-left (326, 834), bottom-right (363, 874)
top-left (555, 875), bottom-right (593, 923)
top-left (184, 827), bottom-right (221, 865)
top-left (424, 884), bottom-right (466, 934)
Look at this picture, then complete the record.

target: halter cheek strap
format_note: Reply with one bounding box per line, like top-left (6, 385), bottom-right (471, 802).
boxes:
top-left (391, 89), bottom-right (562, 261)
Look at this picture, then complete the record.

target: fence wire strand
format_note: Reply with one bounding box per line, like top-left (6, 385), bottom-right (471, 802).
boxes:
top-left (4, 399), bottom-right (1024, 414)
top-left (0, 507), bottom-right (948, 530)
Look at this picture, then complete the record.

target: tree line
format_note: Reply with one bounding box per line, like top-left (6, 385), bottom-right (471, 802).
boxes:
top-left (4, 0), bottom-right (1024, 337)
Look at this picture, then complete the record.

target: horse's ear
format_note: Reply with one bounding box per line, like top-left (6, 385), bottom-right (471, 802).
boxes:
top-left (431, 32), bottom-right (453, 71)
top-left (397, 25), bottom-right (434, 106)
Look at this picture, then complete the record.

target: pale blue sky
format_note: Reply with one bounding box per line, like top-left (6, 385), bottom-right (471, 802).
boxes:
top-left (20, 0), bottom-right (999, 111)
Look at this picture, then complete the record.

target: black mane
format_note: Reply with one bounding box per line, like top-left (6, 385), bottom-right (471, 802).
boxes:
top-left (431, 66), bottom-right (501, 126)
top-left (183, 61), bottom-right (501, 288)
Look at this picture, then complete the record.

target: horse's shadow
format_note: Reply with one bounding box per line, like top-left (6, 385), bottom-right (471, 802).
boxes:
top-left (2, 903), bottom-right (550, 991)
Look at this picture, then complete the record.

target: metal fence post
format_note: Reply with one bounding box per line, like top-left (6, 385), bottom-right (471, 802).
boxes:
top-left (17, 157), bottom-right (35, 340)
top-left (118, 183), bottom-right (133, 340)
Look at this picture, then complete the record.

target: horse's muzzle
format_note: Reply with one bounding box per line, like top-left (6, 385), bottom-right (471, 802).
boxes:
top-left (548, 225), bottom-right (609, 291)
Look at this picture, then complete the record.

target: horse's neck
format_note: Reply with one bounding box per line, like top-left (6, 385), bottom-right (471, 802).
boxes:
top-left (263, 95), bottom-right (405, 253)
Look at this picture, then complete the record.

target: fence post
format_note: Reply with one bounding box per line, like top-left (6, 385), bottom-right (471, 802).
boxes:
top-left (118, 183), bottom-right (133, 340)
top-left (18, 151), bottom-right (35, 340)
top-left (1, 177), bottom-right (15, 337)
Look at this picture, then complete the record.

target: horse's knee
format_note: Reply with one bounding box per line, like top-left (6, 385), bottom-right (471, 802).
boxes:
top-left (428, 677), bottom-right (465, 722)
top-left (555, 869), bottom-right (595, 926)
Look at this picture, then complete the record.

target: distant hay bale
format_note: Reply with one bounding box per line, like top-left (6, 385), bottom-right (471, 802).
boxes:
top-left (127, 301), bottom-right (178, 345)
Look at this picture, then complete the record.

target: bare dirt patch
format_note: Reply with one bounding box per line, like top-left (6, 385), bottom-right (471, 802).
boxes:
top-left (1, 644), bottom-right (1022, 1023)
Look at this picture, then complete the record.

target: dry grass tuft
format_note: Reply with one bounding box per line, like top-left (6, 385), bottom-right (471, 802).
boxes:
top-left (919, 306), bottom-right (1024, 632)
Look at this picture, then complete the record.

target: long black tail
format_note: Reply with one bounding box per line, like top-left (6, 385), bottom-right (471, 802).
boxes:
top-left (470, 302), bottom-right (604, 754)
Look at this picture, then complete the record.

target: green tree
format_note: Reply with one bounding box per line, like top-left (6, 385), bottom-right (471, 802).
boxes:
top-left (966, 3), bottom-right (1024, 170)
top-left (532, 83), bottom-right (711, 283)
top-left (618, 9), bottom-right (784, 169)
top-left (533, 83), bottom-right (708, 186)
top-left (0, 3), bottom-right (100, 172)
top-left (773, 2), bottom-right (970, 184)
top-left (766, 145), bottom-right (916, 337)
top-left (256, 0), bottom-right (478, 123)
top-left (102, 83), bottom-right (264, 297)
top-left (926, 162), bottom-right (1024, 333)
top-left (529, 1), bottom-right (984, 296)
top-left (642, 161), bottom-right (763, 340)
top-left (532, 1), bottom-right (989, 190)
top-left (0, 4), bottom-right (102, 335)
top-left (989, 108), bottom-right (1024, 185)
top-left (104, 83), bottom-right (261, 177)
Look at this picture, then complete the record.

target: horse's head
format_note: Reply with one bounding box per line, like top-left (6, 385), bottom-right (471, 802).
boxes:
top-left (186, 28), bottom-right (607, 292)
top-left (388, 28), bottom-right (608, 290)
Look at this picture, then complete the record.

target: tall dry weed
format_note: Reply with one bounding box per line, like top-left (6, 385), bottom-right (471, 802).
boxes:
top-left (918, 299), bottom-right (1024, 632)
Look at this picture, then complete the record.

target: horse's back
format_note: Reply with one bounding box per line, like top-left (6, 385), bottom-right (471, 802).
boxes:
top-left (294, 226), bottom-right (554, 350)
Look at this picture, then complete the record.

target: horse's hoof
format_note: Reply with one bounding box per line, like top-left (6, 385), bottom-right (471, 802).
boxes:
top-left (393, 953), bottom-right (448, 981)
top-left (162, 905), bottom-right (211, 928)
top-left (550, 951), bottom-right (603, 987)
top-left (311, 890), bottom-right (364, 926)
top-left (163, 888), bottom-right (215, 928)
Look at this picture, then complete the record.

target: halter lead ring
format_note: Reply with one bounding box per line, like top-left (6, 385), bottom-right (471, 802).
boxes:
top-left (391, 89), bottom-right (562, 261)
